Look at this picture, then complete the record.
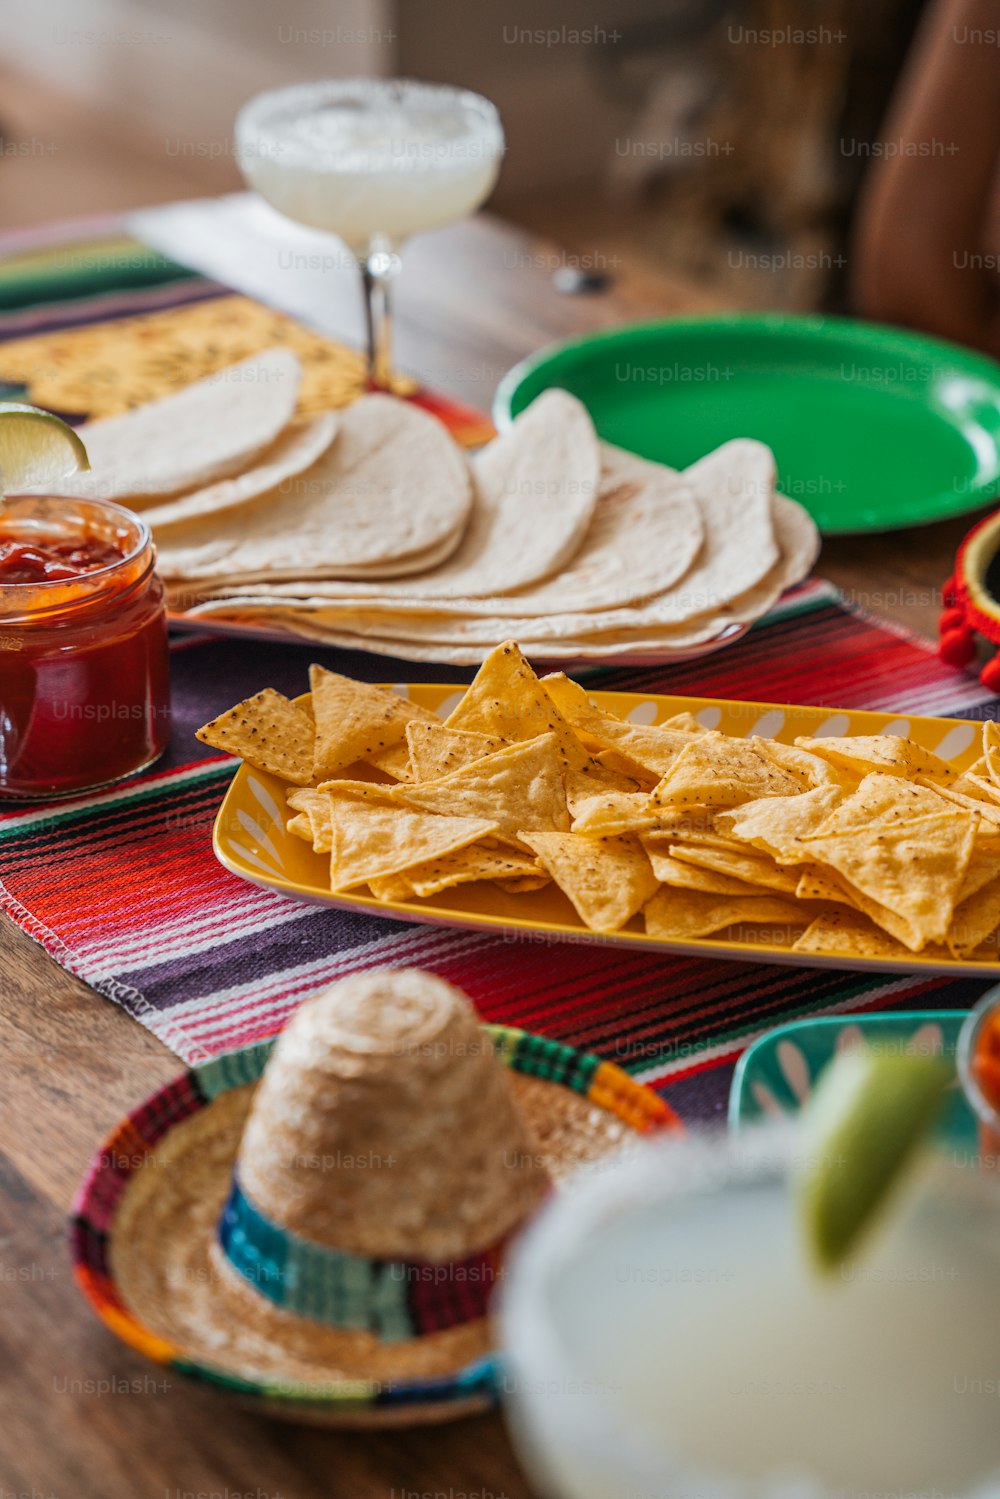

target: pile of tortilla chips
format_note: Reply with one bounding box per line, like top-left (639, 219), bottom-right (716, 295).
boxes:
top-left (198, 642), bottom-right (1000, 963)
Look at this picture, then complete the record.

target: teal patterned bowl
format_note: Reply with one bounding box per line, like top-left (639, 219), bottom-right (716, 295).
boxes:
top-left (729, 1011), bottom-right (976, 1146)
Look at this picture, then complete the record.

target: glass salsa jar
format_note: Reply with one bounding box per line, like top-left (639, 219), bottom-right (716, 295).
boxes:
top-left (0, 495), bottom-right (171, 799)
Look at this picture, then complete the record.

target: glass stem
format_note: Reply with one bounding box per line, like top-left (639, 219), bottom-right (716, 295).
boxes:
top-left (360, 237), bottom-right (399, 391)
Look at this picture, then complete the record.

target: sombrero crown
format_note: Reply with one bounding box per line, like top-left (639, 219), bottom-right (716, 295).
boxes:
top-left (216, 969), bottom-right (551, 1334)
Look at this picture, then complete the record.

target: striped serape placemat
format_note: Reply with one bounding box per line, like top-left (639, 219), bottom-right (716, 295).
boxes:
top-left (1, 218), bottom-right (998, 1127)
top-left (3, 578), bottom-right (997, 1125)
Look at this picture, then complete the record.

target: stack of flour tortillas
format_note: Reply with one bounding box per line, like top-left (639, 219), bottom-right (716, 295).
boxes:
top-left (26, 346), bottom-right (819, 664)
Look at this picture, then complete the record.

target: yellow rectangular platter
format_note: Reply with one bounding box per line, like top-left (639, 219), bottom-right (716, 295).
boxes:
top-left (211, 685), bottom-right (1000, 978)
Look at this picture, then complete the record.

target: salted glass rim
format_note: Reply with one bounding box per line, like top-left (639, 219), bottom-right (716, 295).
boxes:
top-left (0, 494), bottom-right (151, 592)
top-left (234, 76), bottom-right (505, 172)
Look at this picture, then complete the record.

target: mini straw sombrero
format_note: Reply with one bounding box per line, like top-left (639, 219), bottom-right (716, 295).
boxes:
top-left (72, 969), bottom-right (678, 1426)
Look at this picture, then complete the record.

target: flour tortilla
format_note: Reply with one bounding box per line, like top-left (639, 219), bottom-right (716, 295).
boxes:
top-left (185, 487), bottom-right (817, 662)
top-left (142, 414), bottom-right (338, 530)
top-left (182, 609), bottom-right (737, 664)
top-left (295, 387), bottom-right (600, 597)
top-left (189, 439), bottom-right (704, 612)
top-left (189, 438), bottom-right (784, 644)
top-left (26, 349), bottom-right (302, 501)
top-left (405, 386), bottom-right (601, 596)
top-left (166, 526), bottom-right (469, 611)
top-left (154, 394), bottom-right (473, 582)
top-left (172, 389), bottom-right (598, 594)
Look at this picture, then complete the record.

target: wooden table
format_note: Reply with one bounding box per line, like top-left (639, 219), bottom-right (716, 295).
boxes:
top-left (0, 211), bottom-right (985, 1499)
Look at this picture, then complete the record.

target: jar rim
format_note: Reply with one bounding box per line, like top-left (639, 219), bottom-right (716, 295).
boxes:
top-left (957, 985), bottom-right (1000, 1130)
top-left (0, 495), bottom-right (152, 591)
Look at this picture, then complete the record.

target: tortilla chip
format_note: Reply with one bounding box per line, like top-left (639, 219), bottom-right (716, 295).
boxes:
top-left (286, 787), bottom-right (334, 852)
top-left (815, 872), bottom-right (924, 949)
top-left (571, 792), bottom-right (658, 837)
top-left (392, 732), bottom-right (569, 849)
top-left (595, 749), bottom-right (660, 789)
top-left (792, 907), bottom-right (927, 961)
top-left (645, 808), bottom-right (719, 839)
top-left (313, 778), bottom-right (398, 803)
top-left (286, 787), bottom-right (324, 811)
top-left (368, 872), bottom-right (415, 903)
top-left (367, 742), bottom-right (414, 781)
top-left (805, 773), bottom-right (954, 841)
top-left (542, 671), bottom-right (703, 778)
top-left (538, 671), bottom-right (604, 734)
top-left (644, 889), bottom-right (806, 941)
top-left (983, 721), bottom-right (1000, 788)
top-left (776, 823), bottom-right (957, 954)
top-left (196, 688), bottom-right (314, 785)
top-left (660, 711), bottom-right (709, 733)
top-left (309, 666), bottom-right (438, 778)
top-left (652, 733), bottom-right (802, 808)
top-left (912, 775), bottom-right (1000, 825)
top-left (790, 868), bottom-right (922, 957)
top-left (446, 643), bottom-right (593, 774)
top-left (519, 831), bottom-right (658, 933)
top-left (713, 786), bottom-right (843, 858)
top-left (565, 760), bottom-right (644, 812)
top-left (794, 734), bottom-right (956, 784)
top-left (955, 772), bottom-right (1000, 806)
top-left (406, 721), bottom-right (506, 781)
top-left (800, 810), bottom-right (976, 948)
top-left (286, 812), bottom-right (314, 843)
top-left (956, 834), bottom-right (1000, 904)
top-left (752, 737), bottom-right (841, 788)
top-left (405, 846), bottom-right (543, 898)
top-left (651, 856), bottom-right (768, 897)
top-left (668, 842), bottom-right (799, 894)
top-left (794, 866), bottom-right (856, 906)
top-left (948, 875), bottom-right (1000, 958)
top-left (330, 794), bottom-right (497, 890)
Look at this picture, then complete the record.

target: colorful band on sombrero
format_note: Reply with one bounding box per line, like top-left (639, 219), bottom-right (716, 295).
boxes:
top-left (219, 1176), bottom-right (510, 1340)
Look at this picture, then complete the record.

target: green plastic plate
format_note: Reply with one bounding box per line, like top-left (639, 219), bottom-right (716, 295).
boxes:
top-left (494, 314), bottom-right (1000, 534)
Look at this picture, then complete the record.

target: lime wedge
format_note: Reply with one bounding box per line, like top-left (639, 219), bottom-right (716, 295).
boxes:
top-left (796, 1049), bottom-right (950, 1273)
top-left (0, 403), bottom-right (90, 493)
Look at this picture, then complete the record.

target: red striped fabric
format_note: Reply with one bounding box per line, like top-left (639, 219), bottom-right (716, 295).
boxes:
top-left (2, 581), bottom-right (996, 1127)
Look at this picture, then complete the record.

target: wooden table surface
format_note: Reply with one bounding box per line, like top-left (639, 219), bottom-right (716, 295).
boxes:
top-left (0, 211), bottom-right (987, 1499)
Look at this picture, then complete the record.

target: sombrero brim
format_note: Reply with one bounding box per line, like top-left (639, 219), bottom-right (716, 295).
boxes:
top-left (72, 1023), bottom-right (678, 1427)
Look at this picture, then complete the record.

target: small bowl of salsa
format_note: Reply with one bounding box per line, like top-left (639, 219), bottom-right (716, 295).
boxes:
top-left (958, 984), bottom-right (1000, 1165)
top-left (0, 495), bottom-right (170, 800)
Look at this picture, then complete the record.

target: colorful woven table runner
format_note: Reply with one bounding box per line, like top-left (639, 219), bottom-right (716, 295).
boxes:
top-left (1, 219), bottom-right (998, 1127)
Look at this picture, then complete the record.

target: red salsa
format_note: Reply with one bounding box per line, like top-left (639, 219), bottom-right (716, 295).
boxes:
top-left (0, 534), bottom-right (126, 584)
top-left (0, 498), bottom-right (170, 800)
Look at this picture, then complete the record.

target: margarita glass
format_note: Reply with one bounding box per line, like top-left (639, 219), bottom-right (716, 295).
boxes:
top-left (500, 1126), bottom-right (1000, 1499)
top-left (235, 78), bottom-right (505, 388)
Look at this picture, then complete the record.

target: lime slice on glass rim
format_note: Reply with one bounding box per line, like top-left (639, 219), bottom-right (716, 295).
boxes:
top-left (795, 1049), bottom-right (951, 1273)
top-left (0, 402), bottom-right (90, 493)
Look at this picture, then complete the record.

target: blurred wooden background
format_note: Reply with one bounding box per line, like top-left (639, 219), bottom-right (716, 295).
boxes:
top-left (0, 0), bottom-right (927, 309)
